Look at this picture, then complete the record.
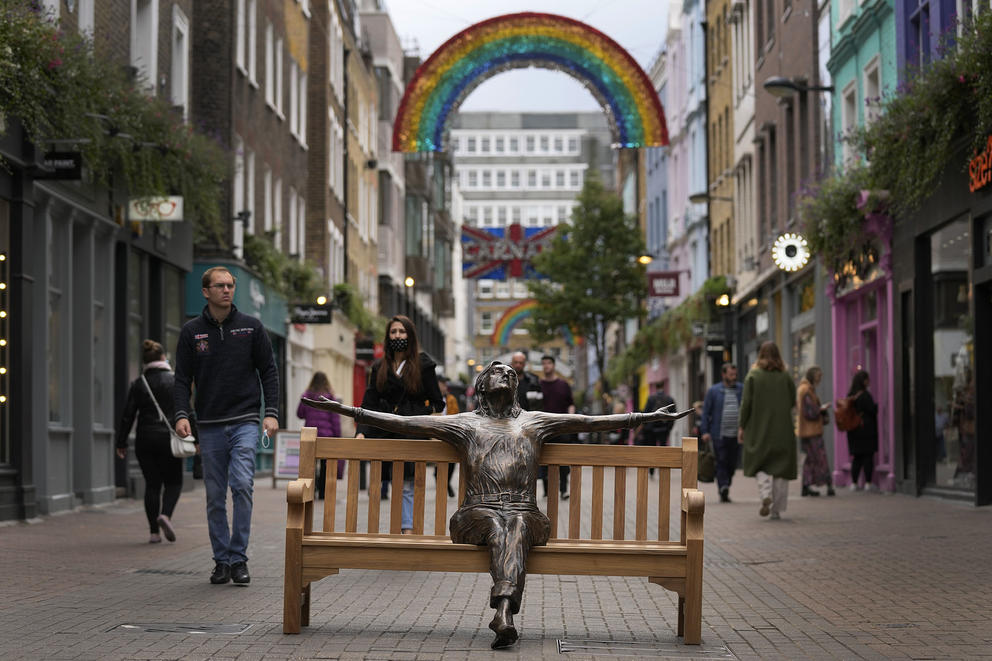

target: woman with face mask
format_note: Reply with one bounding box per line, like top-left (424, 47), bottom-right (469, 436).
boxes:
top-left (355, 315), bottom-right (445, 532)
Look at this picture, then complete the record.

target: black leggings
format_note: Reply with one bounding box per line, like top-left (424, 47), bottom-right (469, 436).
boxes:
top-left (136, 445), bottom-right (183, 533)
top-left (850, 452), bottom-right (874, 486)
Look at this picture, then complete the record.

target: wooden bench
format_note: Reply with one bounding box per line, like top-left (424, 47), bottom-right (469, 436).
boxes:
top-left (283, 427), bottom-right (705, 643)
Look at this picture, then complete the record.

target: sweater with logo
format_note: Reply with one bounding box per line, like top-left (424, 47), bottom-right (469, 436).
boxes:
top-left (173, 304), bottom-right (280, 426)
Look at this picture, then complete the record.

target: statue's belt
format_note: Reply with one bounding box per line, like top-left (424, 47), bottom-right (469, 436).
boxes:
top-left (462, 491), bottom-right (536, 506)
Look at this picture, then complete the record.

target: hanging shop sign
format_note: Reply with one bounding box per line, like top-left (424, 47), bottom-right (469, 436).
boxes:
top-left (289, 303), bottom-right (332, 324)
top-left (37, 151), bottom-right (82, 180)
top-left (128, 196), bottom-right (184, 222)
top-left (968, 135), bottom-right (992, 193)
top-left (647, 271), bottom-right (680, 298)
top-left (461, 223), bottom-right (558, 280)
top-left (772, 233), bottom-right (811, 272)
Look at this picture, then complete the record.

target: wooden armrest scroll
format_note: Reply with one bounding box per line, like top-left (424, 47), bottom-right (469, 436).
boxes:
top-left (287, 478), bottom-right (314, 504)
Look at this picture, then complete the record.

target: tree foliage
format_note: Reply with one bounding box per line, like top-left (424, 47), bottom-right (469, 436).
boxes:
top-left (526, 173), bottom-right (647, 393)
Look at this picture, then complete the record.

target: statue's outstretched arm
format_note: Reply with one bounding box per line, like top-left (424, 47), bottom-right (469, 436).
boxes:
top-left (302, 396), bottom-right (461, 444)
top-left (537, 404), bottom-right (693, 437)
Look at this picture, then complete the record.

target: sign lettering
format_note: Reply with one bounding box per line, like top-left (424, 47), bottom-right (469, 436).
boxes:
top-left (290, 304), bottom-right (332, 324)
top-left (37, 151), bottom-right (82, 180)
top-left (647, 271), bottom-right (680, 298)
top-left (462, 223), bottom-right (558, 280)
top-left (969, 135), bottom-right (992, 193)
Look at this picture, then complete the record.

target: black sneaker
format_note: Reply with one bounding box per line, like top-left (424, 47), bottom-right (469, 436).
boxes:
top-left (210, 563), bottom-right (231, 584)
top-left (719, 487), bottom-right (731, 503)
top-left (230, 561), bottom-right (250, 585)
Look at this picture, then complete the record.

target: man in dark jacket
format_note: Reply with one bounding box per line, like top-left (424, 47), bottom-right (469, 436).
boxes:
top-left (639, 379), bottom-right (676, 447)
top-left (510, 351), bottom-right (541, 411)
top-left (174, 266), bottom-right (279, 586)
top-left (700, 363), bottom-right (743, 502)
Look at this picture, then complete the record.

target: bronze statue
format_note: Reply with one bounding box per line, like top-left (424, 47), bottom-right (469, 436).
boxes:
top-left (304, 361), bottom-right (690, 649)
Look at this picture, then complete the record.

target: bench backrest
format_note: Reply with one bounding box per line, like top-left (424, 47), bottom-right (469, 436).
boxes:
top-left (296, 427), bottom-right (697, 542)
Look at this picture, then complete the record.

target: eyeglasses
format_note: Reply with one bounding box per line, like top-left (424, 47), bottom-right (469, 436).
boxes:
top-left (208, 283), bottom-right (235, 290)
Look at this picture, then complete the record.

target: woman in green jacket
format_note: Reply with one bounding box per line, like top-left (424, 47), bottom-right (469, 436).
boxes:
top-left (738, 341), bottom-right (797, 520)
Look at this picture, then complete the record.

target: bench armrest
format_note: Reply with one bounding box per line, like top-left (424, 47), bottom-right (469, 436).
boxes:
top-left (681, 488), bottom-right (704, 516)
top-left (680, 487), bottom-right (705, 545)
top-left (287, 478), bottom-right (314, 505)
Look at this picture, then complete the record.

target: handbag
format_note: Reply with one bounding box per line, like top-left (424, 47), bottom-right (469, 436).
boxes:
top-left (140, 373), bottom-right (196, 458)
top-left (697, 437), bottom-right (716, 483)
top-left (834, 393), bottom-right (863, 432)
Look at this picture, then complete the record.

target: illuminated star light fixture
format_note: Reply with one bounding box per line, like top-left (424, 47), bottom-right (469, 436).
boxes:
top-left (772, 233), bottom-right (811, 272)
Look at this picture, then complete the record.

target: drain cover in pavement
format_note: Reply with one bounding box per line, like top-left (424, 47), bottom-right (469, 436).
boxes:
top-left (111, 623), bottom-right (252, 634)
top-left (557, 639), bottom-right (735, 657)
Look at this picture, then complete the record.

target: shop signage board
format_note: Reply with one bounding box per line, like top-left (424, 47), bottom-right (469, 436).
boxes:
top-left (969, 135), bottom-right (992, 193)
top-left (648, 271), bottom-right (680, 298)
top-left (290, 303), bottom-right (332, 324)
top-left (128, 196), bottom-right (184, 221)
top-left (271, 430), bottom-right (301, 487)
top-left (37, 151), bottom-right (82, 180)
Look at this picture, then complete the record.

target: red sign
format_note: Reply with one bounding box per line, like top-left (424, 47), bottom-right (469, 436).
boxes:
top-left (969, 135), bottom-right (992, 193)
top-left (648, 271), bottom-right (680, 298)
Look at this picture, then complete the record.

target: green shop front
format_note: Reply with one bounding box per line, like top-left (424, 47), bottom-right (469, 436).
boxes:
top-left (185, 262), bottom-right (288, 474)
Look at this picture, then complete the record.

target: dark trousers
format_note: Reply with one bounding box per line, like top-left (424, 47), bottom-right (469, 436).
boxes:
top-left (851, 452), bottom-right (874, 485)
top-left (539, 465), bottom-right (570, 495)
top-left (135, 445), bottom-right (183, 534)
top-left (713, 436), bottom-right (739, 490)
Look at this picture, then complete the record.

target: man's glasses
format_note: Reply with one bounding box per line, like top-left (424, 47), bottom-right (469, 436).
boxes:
top-left (208, 283), bottom-right (235, 290)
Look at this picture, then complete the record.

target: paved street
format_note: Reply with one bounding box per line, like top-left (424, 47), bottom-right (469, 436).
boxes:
top-left (2, 463), bottom-right (991, 661)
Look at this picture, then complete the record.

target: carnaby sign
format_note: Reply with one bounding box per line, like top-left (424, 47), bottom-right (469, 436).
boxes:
top-left (648, 271), bottom-right (680, 298)
top-left (969, 135), bottom-right (992, 193)
top-left (462, 223), bottom-right (558, 280)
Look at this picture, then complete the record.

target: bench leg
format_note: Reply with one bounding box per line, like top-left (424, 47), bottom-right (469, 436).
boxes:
top-left (677, 595), bottom-right (685, 637)
top-left (301, 584), bottom-right (311, 627)
top-left (284, 528), bottom-right (303, 634)
top-left (683, 540), bottom-right (703, 644)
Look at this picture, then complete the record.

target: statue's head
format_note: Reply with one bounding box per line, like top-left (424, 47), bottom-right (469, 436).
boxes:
top-left (474, 361), bottom-right (522, 418)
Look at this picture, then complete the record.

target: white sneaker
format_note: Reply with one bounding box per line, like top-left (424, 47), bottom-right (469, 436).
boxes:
top-left (848, 483), bottom-right (858, 492)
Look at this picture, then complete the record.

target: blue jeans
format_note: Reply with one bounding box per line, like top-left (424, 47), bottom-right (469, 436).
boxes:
top-left (401, 480), bottom-right (414, 530)
top-left (198, 421), bottom-right (258, 564)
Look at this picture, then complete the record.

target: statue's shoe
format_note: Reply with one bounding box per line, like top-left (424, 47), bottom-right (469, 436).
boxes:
top-left (489, 617), bottom-right (518, 649)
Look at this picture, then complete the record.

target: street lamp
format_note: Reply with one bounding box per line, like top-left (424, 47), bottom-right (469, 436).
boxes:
top-left (404, 276), bottom-right (415, 288)
top-left (637, 253), bottom-right (654, 266)
top-left (762, 76), bottom-right (834, 99)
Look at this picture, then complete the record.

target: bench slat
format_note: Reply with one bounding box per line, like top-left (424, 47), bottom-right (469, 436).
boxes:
top-left (548, 467), bottom-right (560, 539)
top-left (636, 467), bottom-right (649, 541)
top-left (312, 437), bottom-right (687, 467)
top-left (591, 465), bottom-right (604, 540)
top-left (658, 469), bottom-right (670, 541)
top-left (322, 459), bottom-right (337, 532)
top-left (568, 465), bottom-right (582, 538)
top-left (368, 460), bottom-right (382, 534)
top-left (434, 462), bottom-right (448, 536)
top-left (345, 460), bottom-right (360, 533)
top-left (413, 462), bottom-right (426, 535)
top-left (613, 467), bottom-right (626, 540)
top-left (390, 461), bottom-right (403, 534)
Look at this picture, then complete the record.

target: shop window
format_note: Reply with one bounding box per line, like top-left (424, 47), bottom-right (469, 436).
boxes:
top-left (930, 218), bottom-right (975, 492)
top-left (480, 311), bottom-right (494, 333)
top-left (797, 276), bottom-right (815, 313)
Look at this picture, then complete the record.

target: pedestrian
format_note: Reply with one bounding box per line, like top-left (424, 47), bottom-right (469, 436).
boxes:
top-left (115, 339), bottom-right (183, 544)
top-left (845, 370), bottom-right (879, 492)
top-left (302, 361), bottom-right (690, 649)
top-left (538, 354), bottom-right (575, 499)
top-left (738, 341), bottom-right (797, 520)
top-left (797, 366), bottom-right (835, 497)
top-left (174, 266), bottom-right (280, 586)
top-left (297, 371), bottom-right (342, 499)
top-left (510, 351), bottom-right (542, 411)
top-left (638, 379), bottom-right (676, 447)
top-left (436, 375), bottom-right (459, 497)
top-left (356, 315), bottom-right (444, 533)
top-left (700, 363), bottom-right (743, 503)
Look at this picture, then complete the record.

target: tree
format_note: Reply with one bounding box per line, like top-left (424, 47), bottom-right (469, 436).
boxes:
top-left (526, 173), bottom-right (648, 398)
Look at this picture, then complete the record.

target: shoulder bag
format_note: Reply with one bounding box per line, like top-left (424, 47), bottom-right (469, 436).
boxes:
top-left (140, 373), bottom-right (197, 458)
top-left (834, 392), bottom-right (863, 432)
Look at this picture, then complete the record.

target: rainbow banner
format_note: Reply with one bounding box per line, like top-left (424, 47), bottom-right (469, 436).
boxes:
top-left (490, 299), bottom-right (583, 347)
top-left (393, 13), bottom-right (669, 152)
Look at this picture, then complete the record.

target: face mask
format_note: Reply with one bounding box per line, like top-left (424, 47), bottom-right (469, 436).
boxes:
top-left (388, 338), bottom-right (409, 354)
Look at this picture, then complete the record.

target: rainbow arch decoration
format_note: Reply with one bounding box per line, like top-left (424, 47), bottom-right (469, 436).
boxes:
top-left (491, 299), bottom-right (582, 347)
top-left (393, 12), bottom-right (668, 152)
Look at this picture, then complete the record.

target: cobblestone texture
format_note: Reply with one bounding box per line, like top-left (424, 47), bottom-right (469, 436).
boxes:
top-left (1, 464), bottom-right (990, 660)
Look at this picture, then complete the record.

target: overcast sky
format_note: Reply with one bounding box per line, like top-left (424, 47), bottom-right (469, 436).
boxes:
top-left (383, 0), bottom-right (668, 112)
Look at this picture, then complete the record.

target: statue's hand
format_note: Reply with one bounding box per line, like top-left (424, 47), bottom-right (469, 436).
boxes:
top-left (652, 404), bottom-right (694, 419)
top-left (303, 396), bottom-right (353, 417)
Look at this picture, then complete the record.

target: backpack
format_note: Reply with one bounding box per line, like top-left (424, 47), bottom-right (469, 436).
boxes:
top-left (834, 395), bottom-right (863, 432)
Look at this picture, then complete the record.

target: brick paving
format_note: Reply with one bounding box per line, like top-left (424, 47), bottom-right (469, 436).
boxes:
top-left (1, 463), bottom-right (991, 660)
